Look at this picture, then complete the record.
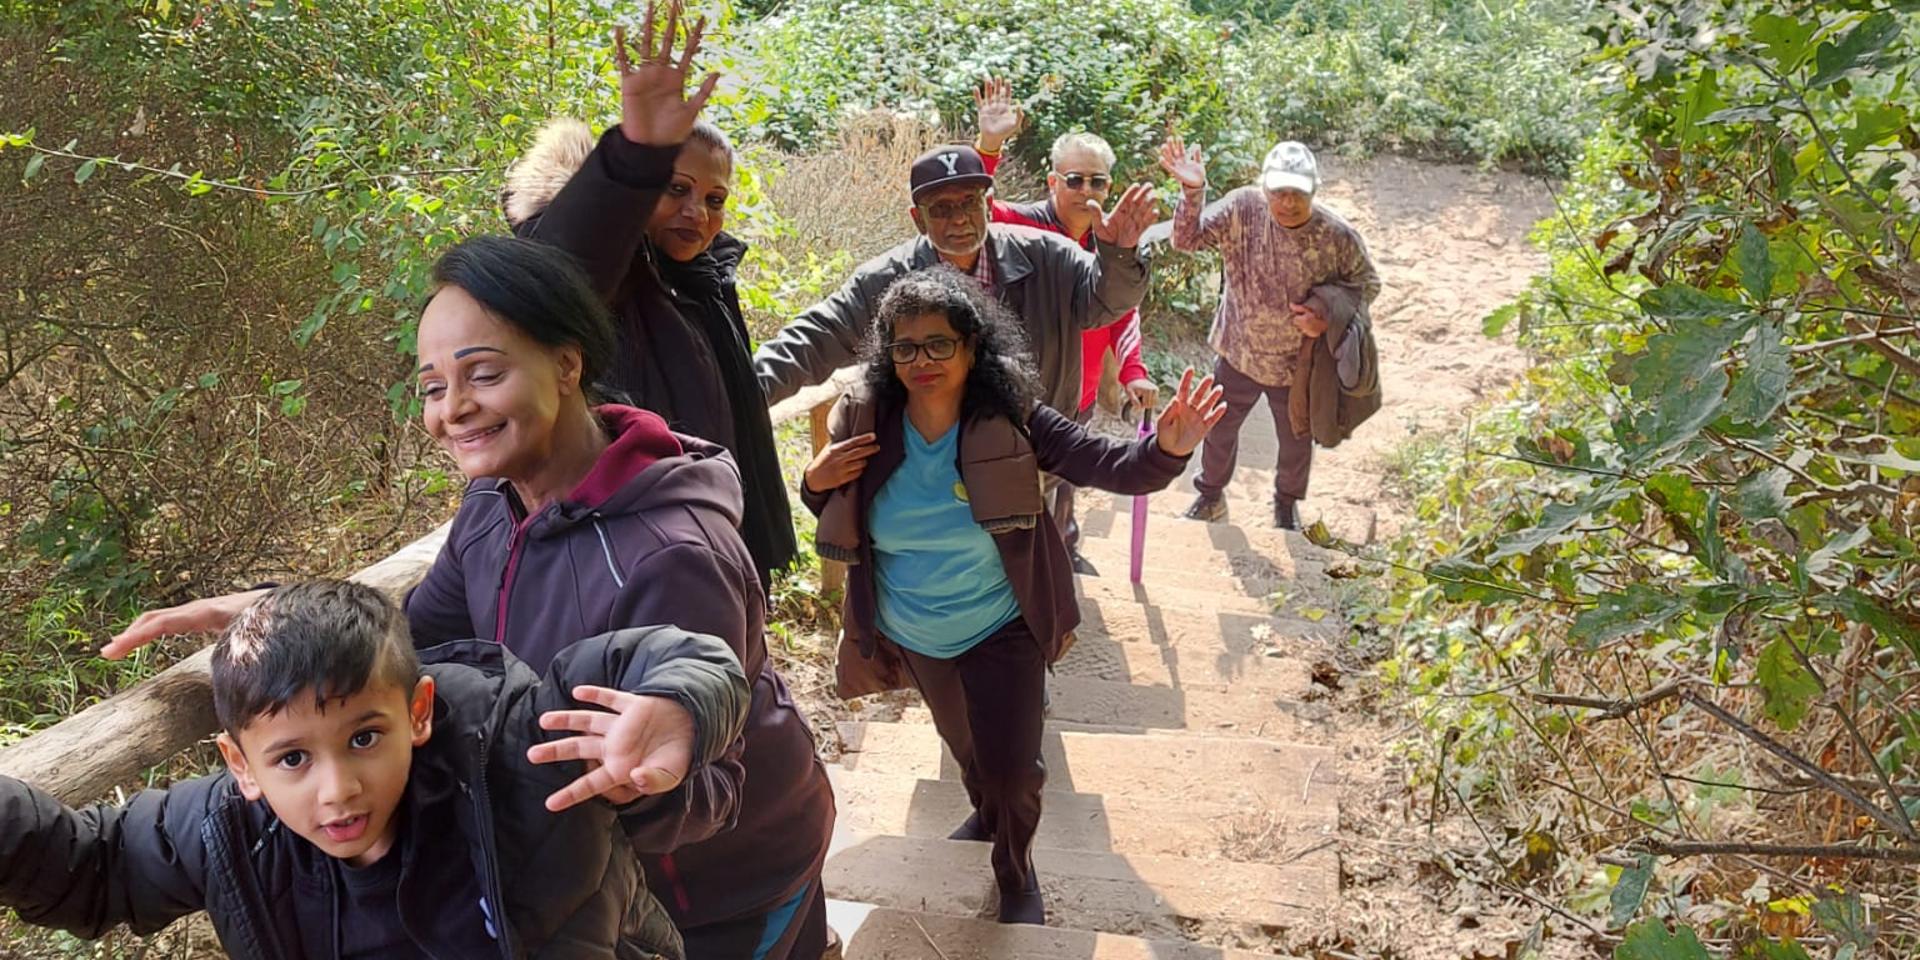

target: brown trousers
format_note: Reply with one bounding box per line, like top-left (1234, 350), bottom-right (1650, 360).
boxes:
top-left (1194, 356), bottom-right (1315, 503)
top-left (897, 618), bottom-right (1048, 894)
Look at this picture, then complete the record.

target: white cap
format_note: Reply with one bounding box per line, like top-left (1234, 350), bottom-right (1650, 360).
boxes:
top-left (1260, 141), bottom-right (1319, 195)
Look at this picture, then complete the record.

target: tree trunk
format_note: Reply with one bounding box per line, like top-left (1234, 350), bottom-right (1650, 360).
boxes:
top-left (0, 523), bottom-right (451, 805)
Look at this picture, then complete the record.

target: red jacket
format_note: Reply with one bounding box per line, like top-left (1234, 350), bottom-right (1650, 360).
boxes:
top-left (983, 152), bottom-right (1149, 412)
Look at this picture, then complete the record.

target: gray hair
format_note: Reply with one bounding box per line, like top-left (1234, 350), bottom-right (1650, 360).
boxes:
top-left (1049, 132), bottom-right (1116, 171)
top-left (689, 120), bottom-right (735, 166)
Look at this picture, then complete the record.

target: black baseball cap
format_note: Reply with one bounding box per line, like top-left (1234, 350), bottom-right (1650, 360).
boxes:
top-left (909, 145), bottom-right (995, 204)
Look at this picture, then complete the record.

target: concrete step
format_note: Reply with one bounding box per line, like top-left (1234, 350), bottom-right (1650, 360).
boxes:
top-left (1054, 634), bottom-right (1313, 697)
top-left (823, 834), bottom-right (1334, 940)
top-left (826, 766), bottom-right (1336, 861)
top-left (1074, 593), bottom-right (1330, 657)
top-left (1077, 507), bottom-right (1318, 567)
top-left (841, 906), bottom-right (1292, 959)
top-left (833, 721), bottom-right (1338, 812)
top-left (1074, 572), bottom-right (1275, 617)
top-left (1074, 535), bottom-right (1304, 599)
top-left (1045, 675), bottom-right (1315, 734)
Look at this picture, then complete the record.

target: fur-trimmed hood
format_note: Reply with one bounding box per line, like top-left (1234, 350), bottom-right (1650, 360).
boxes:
top-left (501, 118), bottom-right (596, 227)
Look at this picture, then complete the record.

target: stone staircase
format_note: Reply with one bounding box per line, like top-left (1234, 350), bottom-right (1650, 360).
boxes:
top-left (821, 432), bottom-right (1358, 959)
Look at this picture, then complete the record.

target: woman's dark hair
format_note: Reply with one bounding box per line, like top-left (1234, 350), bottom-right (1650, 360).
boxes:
top-left (428, 235), bottom-right (617, 390)
top-left (862, 266), bottom-right (1038, 423)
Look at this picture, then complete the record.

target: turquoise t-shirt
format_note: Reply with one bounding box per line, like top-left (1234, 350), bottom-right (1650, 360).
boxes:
top-left (870, 420), bottom-right (1021, 659)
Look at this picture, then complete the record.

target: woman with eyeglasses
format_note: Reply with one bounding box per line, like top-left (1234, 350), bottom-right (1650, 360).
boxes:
top-left (971, 78), bottom-right (1159, 575)
top-left (800, 266), bottom-right (1226, 926)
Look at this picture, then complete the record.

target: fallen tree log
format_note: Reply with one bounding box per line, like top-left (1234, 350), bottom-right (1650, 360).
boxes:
top-left (0, 523), bottom-right (451, 805)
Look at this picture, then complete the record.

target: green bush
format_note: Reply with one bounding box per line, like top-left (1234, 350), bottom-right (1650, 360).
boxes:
top-left (729, 0), bottom-right (1598, 176)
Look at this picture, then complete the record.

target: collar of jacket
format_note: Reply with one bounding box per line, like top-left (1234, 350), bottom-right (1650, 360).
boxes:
top-left (910, 228), bottom-right (1037, 288)
top-left (815, 386), bottom-right (1044, 564)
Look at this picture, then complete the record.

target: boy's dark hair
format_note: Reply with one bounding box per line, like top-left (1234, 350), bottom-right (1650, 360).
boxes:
top-left (862, 265), bottom-right (1038, 424)
top-left (429, 235), bottom-right (618, 392)
top-left (211, 581), bottom-right (422, 736)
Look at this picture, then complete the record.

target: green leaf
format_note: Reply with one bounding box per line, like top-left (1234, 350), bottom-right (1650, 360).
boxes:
top-left (22, 153), bottom-right (44, 181)
top-left (1810, 893), bottom-right (1874, 949)
top-left (1756, 637), bottom-right (1821, 730)
top-left (1735, 223), bottom-right (1775, 302)
top-left (73, 158), bottom-right (98, 184)
top-left (1625, 369), bottom-right (1728, 459)
top-left (1639, 283), bottom-right (1743, 322)
top-left (1573, 584), bottom-right (1689, 645)
top-left (1675, 68), bottom-right (1723, 148)
top-left (1615, 920), bottom-right (1711, 960)
top-left (1489, 483), bottom-right (1626, 560)
top-left (1610, 853), bottom-right (1655, 928)
top-left (1484, 302), bottom-right (1519, 338)
top-left (1726, 320), bottom-right (1792, 425)
top-left (1750, 13), bottom-right (1818, 72)
top-left (1813, 589), bottom-right (1920, 657)
top-left (1733, 468), bottom-right (1791, 520)
top-left (1810, 13), bottom-right (1903, 88)
top-left (295, 306), bottom-right (329, 347)
top-left (1735, 939), bottom-right (1814, 960)
top-left (1842, 102), bottom-right (1908, 154)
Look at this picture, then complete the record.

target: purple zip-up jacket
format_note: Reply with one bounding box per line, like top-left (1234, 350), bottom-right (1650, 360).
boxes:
top-left (406, 404), bottom-right (835, 929)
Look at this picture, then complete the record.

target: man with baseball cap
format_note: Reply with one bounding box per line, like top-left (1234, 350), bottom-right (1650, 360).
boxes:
top-left (752, 142), bottom-right (1159, 421)
top-left (1158, 133), bottom-right (1381, 529)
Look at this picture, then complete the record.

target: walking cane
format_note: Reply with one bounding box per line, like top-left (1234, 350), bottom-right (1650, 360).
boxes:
top-left (1130, 404), bottom-right (1153, 585)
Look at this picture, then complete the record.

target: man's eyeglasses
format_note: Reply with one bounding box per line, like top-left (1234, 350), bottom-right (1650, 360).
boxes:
top-left (1058, 172), bottom-right (1111, 191)
top-left (887, 337), bottom-right (962, 364)
top-left (919, 196), bottom-right (984, 222)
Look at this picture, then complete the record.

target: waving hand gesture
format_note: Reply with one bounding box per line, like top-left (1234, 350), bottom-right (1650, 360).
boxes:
top-left (1157, 130), bottom-right (1207, 190)
top-left (615, 0), bottom-right (721, 147)
top-left (1090, 182), bottom-right (1159, 249)
top-left (1154, 367), bottom-right (1229, 457)
top-left (529, 685), bottom-right (698, 811)
top-left (973, 77), bottom-right (1022, 155)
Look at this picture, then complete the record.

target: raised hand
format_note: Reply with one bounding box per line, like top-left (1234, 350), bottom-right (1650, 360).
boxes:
top-left (804, 432), bottom-right (879, 494)
top-left (1091, 182), bottom-right (1159, 249)
top-left (101, 588), bottom-right (269, 660)
top-left (1157, 131), bottom-right (1206, 190)
top-left (529, 684), bottom-right (698, 812)
top-left (973, 77), bottom-right (1022, 154)
top-left (614, 0), bottom-right (721, 147)
top-left (1154, 367), bottom-right (1228, 457)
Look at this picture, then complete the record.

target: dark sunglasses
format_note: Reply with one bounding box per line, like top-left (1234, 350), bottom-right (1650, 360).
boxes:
top-left (887, 337), bottom-right (962, 364)
top-left (1059, 172), bottom-right (1111, 191)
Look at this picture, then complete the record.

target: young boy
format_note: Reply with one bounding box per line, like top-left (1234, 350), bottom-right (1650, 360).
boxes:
top-left (0, 579), bottom-right (749, 959)
top-left (1159, 133), bottom-right (1381, 530)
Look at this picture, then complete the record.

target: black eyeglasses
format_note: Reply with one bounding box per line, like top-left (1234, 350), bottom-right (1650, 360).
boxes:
top-left (1059, 172), bottom-right (1111, 191)
top-left (919, 196), bottom-right (985, 221)
top-left (886, 337), bottom-right (962, 364)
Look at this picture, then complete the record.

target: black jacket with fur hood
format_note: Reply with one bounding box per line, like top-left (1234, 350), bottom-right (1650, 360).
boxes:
top-left (502, 120), bottom-right (798, 591)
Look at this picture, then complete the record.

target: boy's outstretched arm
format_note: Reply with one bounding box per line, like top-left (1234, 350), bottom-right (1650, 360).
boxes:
top-left (530, 623), bottom-right (750, 851)
top-left (0, 773), bottom-right (217, 938)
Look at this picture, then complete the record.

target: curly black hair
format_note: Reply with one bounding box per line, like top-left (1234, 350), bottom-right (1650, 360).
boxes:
top-left (862, 266), bottom-right (1039, 424)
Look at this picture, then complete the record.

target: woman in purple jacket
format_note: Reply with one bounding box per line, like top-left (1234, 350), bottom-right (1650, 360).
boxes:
top-left (801, 267), bottom-right (1225, 925)
top-left (110, 231), bottom-right (837, 959)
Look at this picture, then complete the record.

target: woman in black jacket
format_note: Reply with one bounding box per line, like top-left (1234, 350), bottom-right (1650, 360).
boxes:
top-left (502, 39), bottom-right (796, 593)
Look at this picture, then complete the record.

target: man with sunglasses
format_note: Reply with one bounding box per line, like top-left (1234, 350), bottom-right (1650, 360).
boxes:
top-left (972, 79), bottom-right (1157, 575)
top-left (752, 141), bottom-right (1158, 442)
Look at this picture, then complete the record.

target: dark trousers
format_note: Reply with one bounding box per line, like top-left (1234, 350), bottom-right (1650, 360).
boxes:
top-left (1195, 356), bottom-right (1314, 503)
top-left (1047, 405), bottom-right (1096, 552)
top-left (681, 880), bottom-right (828, 960)
top-left (898, 618), bottom-right (1048, 894)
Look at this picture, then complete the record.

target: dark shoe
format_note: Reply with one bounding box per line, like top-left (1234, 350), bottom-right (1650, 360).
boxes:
top-left (996, 864), bottom-right (1046, 925)
top-left (1183, 493), bottom-right (1227, 522)
top-left (1069, 551), bottom-right (1099, 576)
top-left (948, 810), bottom-right (992, 842)
top-left (1274, 497), bottom-right (1300, 531)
